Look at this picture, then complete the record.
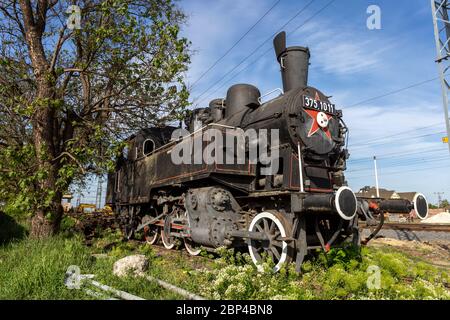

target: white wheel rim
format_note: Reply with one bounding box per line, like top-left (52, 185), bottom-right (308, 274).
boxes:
top-left (161, 228), bottom-right (175, 249)
top-left (334, 186), bottom-right (357, 220)
top-left (413, 193), bottom-right (429, 220)
top-left (183, 209), bottom-right (201, 255)
top-left (145, 228), bottom-right (159, 245)
top-left (184, 239), bottom-right (201, 256)
top-left (248, 211), bottom-right (288, 273)
top-left (161, 216), bottom-right (175, 250)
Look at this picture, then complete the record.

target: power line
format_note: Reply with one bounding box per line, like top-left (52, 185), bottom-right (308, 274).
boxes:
top-left (189, 0), bottom-right (282, 89)
top-left (349, 131), bottom-right (446, 150)
top-left (196, 47), bottom-right (273, 106)
top-left (384, 155), bottom-right (449, 166)
top-left (195, 0), bottom-right (337, 106)
top-left (347, 155), bottom-right (450, 173)
top-left (347, 163), bottom-right (450, 179)
top-left (348, 122), bottom-right (442, 147)
top-left (192, 7), bottom-right (438, 112)
top-left (191, 0), bottom-right (320, 105)
top-left (348, 147), bottom-right (446, 163)
top-left (343, 77), bottom-right (439, 109)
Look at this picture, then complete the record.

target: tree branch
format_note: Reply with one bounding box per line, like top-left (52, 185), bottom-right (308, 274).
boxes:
top-left (50, 26), bottom-right (69, 71)
top-left (53, 151), bottom-right (86, 174)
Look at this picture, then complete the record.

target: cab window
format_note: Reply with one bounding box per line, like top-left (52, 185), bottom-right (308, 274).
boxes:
top-left (143, 139), bottom-right (155, 155)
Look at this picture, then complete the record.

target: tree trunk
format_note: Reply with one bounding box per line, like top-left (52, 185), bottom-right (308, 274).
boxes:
top-left (29, 78), bottom-right (62, 238)
top-left (18, 0), bottom-right (64, 237)
top-left (30, 210), bottom-right (54, 238)
top-left (29, 190), bottom-right (63, 238)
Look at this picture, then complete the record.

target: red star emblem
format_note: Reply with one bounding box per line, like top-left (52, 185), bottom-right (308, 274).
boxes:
top-left (304, 109), bottom-right (332, 139)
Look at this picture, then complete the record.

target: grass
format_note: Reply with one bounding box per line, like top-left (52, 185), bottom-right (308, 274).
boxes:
top-left (0, 215), bottom-right (448, 300)
top-left (0, 231), bottom-right (185, 299)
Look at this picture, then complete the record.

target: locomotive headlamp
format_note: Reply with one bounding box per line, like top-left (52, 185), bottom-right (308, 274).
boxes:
top-left (334, 186), bottom-right (358, 220)
top-left (301, 186), bottom-right (357, 220)
top-left (413, 193), bottom-right (429, 220)
top-left (317, 112), bottom-right (329, 128)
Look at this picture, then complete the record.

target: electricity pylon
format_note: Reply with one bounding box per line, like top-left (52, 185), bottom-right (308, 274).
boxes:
top-left (431, 0), bottom-right (450, 153)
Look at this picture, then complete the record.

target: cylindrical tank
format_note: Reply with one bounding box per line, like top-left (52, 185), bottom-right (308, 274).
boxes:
top-left (276, 46), bottom-right (310, 92)
top-left (225, 84), bottom-right (260, 118)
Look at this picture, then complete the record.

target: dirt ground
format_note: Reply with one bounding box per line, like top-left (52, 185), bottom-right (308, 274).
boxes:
top-left (367, 238), bottom-right (450, 268)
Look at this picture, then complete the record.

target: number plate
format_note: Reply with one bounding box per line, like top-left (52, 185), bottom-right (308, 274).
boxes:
top-left (302, 95), bottom-right (337, 115)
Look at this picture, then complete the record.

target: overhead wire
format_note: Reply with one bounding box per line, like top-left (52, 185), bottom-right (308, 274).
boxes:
top-left (347, 155), bottom-right (450, 173)
top-left (348, 122), bottom-right (443, 147)
top-left (195, 0), bottom-right (338, 106)
top-left (349, 131), bottom-right (446, 150)
top-left (189, 0), bottom-right (282, 89)
top-left (347, 146), bottom-right (446, 163)
top-left (348, 164), bottom-right (450, 179)
top-left (191, 0), bottom-right (322, 105)
top-left (343, 77), bottom-right (440, 109)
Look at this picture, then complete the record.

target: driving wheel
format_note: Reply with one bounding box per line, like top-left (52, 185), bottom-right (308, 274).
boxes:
top-left (248, 211), bottom-right (294, 272)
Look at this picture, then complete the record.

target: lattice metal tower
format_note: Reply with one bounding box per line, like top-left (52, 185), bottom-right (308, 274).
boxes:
top-left (95, 176), bottom-right (103, 209)
top-left (431, 0), bottom-right (450, 153)
top-left (434, 191), bottom-right (444, 207)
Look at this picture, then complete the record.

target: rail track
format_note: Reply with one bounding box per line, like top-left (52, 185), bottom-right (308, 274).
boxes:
top-left (361, 222), bottom-right (450, 233)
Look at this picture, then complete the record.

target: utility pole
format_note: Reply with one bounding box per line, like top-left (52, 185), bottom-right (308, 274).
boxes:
top-left (434, 191), bottom-right (445, 207)
top-left (76, 192), bottom-right (81, 207)
top-left (431, 0), bottom-right (450, 153)
top-left (373, 156), bottom-right (380, 198)
top-left (95, 175), bottom-right (103, 209)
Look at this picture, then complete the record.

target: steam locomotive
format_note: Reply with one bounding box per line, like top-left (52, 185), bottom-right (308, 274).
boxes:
top-left (106, 32), bottom-right (429, 272)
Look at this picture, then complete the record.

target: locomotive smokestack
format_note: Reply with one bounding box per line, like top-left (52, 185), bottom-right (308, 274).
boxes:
top-left (273, 31), bottom-right (310, 92)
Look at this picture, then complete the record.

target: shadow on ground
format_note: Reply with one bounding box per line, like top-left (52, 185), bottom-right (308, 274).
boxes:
top-left (0, 212), bottom-right (27, 245)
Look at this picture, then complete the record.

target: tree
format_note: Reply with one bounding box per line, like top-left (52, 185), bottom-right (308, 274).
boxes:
top-left (0, 0), bottom-right (190, 237)
top-left (441, 199), bottom-right (449, 208)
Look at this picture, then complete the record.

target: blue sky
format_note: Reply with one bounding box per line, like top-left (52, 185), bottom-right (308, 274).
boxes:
top-left (177, 0), bottom-right (450, 204)
top-left (82, 0), bottom-right (449, 206)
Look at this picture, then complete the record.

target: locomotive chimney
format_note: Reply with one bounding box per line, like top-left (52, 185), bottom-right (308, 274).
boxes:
top-left (273, 31), bottom-right (310, 92)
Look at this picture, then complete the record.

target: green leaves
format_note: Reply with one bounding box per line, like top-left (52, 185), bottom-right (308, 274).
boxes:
top-left (0, 0), bottom-right (192, 231)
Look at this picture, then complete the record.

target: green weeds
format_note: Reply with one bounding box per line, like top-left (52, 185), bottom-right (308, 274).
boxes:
top-left (0, 221), bottom-right (448, 300)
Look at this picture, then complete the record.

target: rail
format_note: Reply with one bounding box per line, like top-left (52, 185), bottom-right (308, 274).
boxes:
top-left (360, 222), bottom-right (450, 232)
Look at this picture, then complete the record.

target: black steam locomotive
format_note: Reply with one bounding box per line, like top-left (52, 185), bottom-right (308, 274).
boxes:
top-left (106, 32), bottom-right (428, 272)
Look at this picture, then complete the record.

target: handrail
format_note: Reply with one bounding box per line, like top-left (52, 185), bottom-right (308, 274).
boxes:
top-left (257, 88), bottom-right (284, 104)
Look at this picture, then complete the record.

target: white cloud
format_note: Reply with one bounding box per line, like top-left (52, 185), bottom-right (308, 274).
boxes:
top-left (289, 19), bottom-right (396, 77)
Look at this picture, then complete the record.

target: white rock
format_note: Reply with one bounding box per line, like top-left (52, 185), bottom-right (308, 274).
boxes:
top-left (113, 255), bottom-right (149, 277)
